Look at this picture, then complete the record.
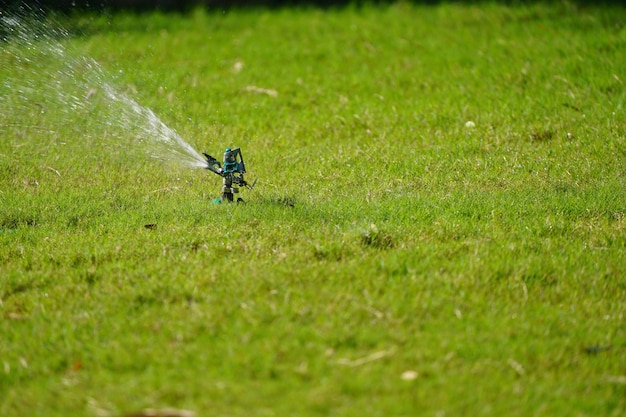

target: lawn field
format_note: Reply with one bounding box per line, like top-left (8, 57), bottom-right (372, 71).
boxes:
top-left (1, 2), bottom-right (625, 416)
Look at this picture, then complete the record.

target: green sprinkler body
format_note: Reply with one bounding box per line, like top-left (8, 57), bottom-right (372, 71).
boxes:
top-left (203, 148), bottom-right (255, 202)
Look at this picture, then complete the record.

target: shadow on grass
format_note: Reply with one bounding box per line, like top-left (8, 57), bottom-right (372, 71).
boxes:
top-left (3, 0), bottom-right (625, 13)
top-left (3, 0), bottom-right (622, 42)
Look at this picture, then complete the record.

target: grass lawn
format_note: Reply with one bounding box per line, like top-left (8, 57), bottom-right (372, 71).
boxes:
top-left (1, 1), bottom-right (625, 416)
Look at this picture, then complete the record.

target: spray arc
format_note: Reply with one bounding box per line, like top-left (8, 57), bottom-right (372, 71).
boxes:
top-left (203, 148), bottom-right (256, 202)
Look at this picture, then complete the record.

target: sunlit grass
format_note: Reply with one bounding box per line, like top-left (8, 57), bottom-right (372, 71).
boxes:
top-left (1, 2), bottom-right (625, 416)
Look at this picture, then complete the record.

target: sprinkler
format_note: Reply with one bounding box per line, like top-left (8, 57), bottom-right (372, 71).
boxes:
top-left (203, 148), bottom-right (256, 202)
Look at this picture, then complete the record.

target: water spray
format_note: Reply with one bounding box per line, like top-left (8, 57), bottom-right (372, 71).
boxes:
top-left (2, 13), bottom-right (258, 201)
top-left (203, 147), bottom-right (257, 203)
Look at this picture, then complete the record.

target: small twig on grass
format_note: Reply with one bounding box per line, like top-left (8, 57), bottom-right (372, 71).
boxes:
top-left (507, 358), bottom-right (526, 376)
top-left (43, 166), bottom-right (61, 176)
top-left (605, 375), bottom-right (626, 384)
top-left (337, 348), bottom-right (395, 367)
top-left (244, 85), bottom-right (278, 97)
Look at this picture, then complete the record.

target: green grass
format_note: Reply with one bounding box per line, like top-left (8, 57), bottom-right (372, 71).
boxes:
top-left (1, 2), bottom-right (626, 416)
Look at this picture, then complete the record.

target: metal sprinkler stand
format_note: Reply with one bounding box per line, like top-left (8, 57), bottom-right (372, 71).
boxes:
top-left (203, 147), bottom-right (256, 202)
